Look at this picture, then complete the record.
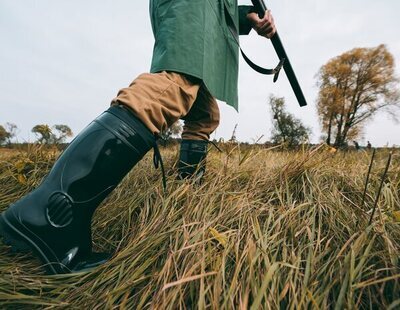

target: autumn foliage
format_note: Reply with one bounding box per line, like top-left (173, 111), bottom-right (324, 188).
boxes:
top-left (316, 45), bottom-right (399, 147)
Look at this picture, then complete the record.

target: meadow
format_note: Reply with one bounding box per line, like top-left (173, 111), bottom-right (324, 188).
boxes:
top-left (0, 144), bottom-right (399, 309)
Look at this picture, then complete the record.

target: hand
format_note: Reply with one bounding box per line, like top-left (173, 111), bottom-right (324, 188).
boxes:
top-left (247, 10), bottom-right (276, 39)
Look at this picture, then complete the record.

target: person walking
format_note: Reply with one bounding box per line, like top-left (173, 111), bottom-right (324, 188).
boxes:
top-left (0, 0), bottom-right (276, 274)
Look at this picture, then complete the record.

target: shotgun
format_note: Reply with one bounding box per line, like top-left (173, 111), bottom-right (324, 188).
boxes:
top-left (251, 0), bottom-right (308, 107)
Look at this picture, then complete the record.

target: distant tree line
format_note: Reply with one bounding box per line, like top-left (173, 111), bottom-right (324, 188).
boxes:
top-left (1, 45), bottom-right (399, 149)
top-left (0, 123), bottom-right (73, 146)
top-left (31, 124), bottom-right (73, 144)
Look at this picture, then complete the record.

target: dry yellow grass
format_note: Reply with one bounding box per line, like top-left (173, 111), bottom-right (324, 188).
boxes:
top-left (0, 144), bottom-right (399, 309)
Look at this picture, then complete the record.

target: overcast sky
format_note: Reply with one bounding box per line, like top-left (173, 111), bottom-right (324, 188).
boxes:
top-left (1, 0), bottom-right (399, 146)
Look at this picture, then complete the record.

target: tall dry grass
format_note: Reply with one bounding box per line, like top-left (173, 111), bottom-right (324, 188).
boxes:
top-left (0, 144), bottom-right (399, 309)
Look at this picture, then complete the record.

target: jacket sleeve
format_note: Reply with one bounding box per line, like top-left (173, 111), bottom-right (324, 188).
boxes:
top-left (238, 5), bottom-right (255, 35)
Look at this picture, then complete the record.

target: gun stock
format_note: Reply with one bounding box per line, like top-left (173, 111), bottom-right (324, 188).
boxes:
top-left (251, 0), bottom-right (308, 107)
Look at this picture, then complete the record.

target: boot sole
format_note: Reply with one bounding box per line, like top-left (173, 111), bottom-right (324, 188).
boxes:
top-left (0, 211), bottom-right (68, 274)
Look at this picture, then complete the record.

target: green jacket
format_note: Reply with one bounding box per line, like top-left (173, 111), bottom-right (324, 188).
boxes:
top-left (149, 0), bottom-right (254, 111)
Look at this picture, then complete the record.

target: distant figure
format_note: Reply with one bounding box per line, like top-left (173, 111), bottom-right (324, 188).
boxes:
top-left (367, 141), bottom-right (372, 150)
top-left (353, 140), bottom-right (360, 150)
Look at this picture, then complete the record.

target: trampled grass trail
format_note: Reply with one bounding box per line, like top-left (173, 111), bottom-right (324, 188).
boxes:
top-left (0, 144), bottom-right (399, 309)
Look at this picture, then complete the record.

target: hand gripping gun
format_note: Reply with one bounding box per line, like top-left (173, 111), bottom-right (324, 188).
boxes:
top-left (251, 0), bottom-right (308, 107)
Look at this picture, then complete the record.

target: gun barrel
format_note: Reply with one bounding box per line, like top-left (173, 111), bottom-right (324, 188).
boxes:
top-left (251, 0), bottom-right (308, 107)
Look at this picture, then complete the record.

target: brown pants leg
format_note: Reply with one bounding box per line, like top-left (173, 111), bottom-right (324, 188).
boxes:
top-left (111, 71), bottom-right (220, 141)
top-left (181, 84), bottom-right (220, 141)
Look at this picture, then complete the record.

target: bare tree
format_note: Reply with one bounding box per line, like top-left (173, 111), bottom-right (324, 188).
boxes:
top-left (0, 125), bottom-right (10, 146)
top-left (5, 123), bottom-right (18, 144)
top-left (53, 125), bottom-right (73, 143)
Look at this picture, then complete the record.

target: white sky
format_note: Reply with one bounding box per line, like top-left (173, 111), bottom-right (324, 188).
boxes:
top-left (1, 0), bottom-right (399, 146)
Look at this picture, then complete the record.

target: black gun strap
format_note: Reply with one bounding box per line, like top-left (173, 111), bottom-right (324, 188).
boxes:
top-left (226, 13), bottom-right (285, 83)
top-left (240, 48), bottom-right (285, 82)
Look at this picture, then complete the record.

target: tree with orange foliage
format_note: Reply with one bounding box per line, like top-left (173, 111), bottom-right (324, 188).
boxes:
top-left (316, 45), bottom-right (399, 147)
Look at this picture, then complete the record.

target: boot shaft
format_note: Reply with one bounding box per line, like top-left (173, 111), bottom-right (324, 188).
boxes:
top-left (0, 105), bottom-right (156, 274)
top-left (45, 105), bottom-right (155, 206)
top-left (178, 139), bottom-right (208, 180)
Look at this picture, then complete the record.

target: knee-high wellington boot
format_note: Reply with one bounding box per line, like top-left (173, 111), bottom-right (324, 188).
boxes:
top-left (0, 105), bottom-right (156, 274)
top-left (177, 139), bottom-right (208, 181)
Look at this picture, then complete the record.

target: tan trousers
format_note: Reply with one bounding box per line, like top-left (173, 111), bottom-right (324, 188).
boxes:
top-left (111, 71), bottom-right (220, 141)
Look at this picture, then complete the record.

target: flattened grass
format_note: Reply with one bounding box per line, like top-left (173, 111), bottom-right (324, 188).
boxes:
top-left (0, 144), bottom-right (399, 309)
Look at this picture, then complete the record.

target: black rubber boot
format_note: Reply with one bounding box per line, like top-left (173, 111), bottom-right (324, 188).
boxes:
top-left (177, 139), bottom-right (208, 182)
top-left (0, 105), bottom-right (156, 274)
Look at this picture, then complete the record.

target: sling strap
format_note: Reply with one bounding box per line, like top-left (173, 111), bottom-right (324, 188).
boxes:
top-left (225, 5), bottom-right (285, 82)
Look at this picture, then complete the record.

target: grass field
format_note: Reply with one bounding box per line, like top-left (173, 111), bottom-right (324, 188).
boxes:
top-left (0, 144), bottom-right (399, 309)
